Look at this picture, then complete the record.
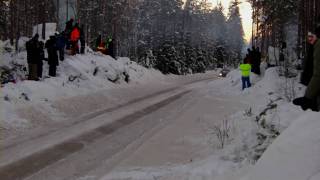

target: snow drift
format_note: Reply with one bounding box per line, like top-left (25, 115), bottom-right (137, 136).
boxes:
top-left (0, 46), bottom-right (164, 135)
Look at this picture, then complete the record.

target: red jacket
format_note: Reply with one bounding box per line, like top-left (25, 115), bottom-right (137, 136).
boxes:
top-left (70, 28), bottom-right (80, 41)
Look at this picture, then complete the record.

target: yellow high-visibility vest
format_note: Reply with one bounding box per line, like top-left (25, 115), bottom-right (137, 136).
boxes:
top-left (240, 64), bottom-right (251, 77)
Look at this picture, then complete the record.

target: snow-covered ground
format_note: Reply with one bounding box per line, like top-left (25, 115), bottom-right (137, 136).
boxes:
top-left (0, 41), bottom-right (217, 142)
top-left (0, 43), bottom-right (167, 138)
top-left (100, 67), bottom-right (318, 180)
top-left (2, 37), bottom-right (319, 180)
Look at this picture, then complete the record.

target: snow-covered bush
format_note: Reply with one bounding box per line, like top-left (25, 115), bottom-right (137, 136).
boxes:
top-left (213, 119), bottom-right (231, 149)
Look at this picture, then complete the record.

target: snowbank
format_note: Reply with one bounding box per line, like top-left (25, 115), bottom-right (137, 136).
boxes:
top-left (204, 66), bottom-right (311, 180)
top-left (241, 112), bottom-right (320, 180)
top-left (0, 50), bottom-right (164, 131)
top-left (100, 67), bottom-right (308, 180)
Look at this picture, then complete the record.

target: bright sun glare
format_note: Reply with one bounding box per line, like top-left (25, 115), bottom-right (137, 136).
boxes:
top-left (211, 0), bottom-right (253, 43)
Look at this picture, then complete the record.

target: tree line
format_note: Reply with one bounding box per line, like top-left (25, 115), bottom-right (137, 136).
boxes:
top-left (0, 0), bottom-right (245, 75)
top-left (249, 0), bottom-right (320, 60)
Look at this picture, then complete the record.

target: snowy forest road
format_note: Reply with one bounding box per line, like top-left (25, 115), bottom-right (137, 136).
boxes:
top-left (0, 73), bottom-right (244, 180)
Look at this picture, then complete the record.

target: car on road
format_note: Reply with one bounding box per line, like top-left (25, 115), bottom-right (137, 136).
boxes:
top-left (219, 68), bottom-right (230, 77)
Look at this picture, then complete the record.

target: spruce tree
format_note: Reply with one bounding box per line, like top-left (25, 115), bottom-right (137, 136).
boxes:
top-left (227, 0), bottom-right (244, 65)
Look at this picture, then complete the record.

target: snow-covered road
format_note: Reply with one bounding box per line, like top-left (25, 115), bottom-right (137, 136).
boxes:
top-left (0, 73), bottom-right (245, 180)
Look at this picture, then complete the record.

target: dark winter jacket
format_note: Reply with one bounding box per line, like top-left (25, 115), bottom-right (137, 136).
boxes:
top-left (301, 44), bottom-right (314, 86)
top-left (108, 39), bottom-right (115, 58)
top-left (65, 19), bottom-right (74, 34)
top-left (38, 41), bottom-right (45, 65)
top-left (56, 34), bottom-right (66, 49)
top-left (26, 38), bottom-right (39, 64)
top-left (305, 40), bottom-right (320, 99)
top-left (45, 36), bottom-right (59, 66)
top-left (32, 41), bottom-right (45, 66)
top-left (96, 35), bottom-right (102, 48)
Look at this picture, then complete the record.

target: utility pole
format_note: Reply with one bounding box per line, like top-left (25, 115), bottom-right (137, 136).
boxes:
top-left (57, 0), bottom-right (60, 31)
top-left (66, 0), bottom-right (69, 21)
top-left (42, 0), bottom-right (46, 40)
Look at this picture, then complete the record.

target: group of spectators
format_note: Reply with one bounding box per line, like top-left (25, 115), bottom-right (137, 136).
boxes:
top-left (26, 19), bottom-right (86, 80)
top-left (239, 25), bottom-right (320, 112)
top-left (239, 47), bottom-right (262, 90)
top-left (245, 47), bottom-right (262, 75)
top-left (65, 18), bottom-right (86, 55)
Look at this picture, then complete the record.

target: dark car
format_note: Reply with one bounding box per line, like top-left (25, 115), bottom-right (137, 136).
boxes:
top-left (219, 68), bottom-right (230, 77)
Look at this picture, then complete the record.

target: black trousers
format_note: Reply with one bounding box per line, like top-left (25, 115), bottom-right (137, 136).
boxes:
top-left (37, 63), bottom-right (43, 78)
top-left (49, 65), bottom-right (57, 77)
top-left (59, 48), bottom-right (65, 61)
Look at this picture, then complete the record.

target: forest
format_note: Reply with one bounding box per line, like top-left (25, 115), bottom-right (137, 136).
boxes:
top-left (0, 0), bottom-right (244, 75)
top-left (1, 0), bottom-right (320, 74)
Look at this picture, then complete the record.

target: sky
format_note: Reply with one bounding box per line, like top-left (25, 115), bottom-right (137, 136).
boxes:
top-left (211, 0), bottom-right (253, 43)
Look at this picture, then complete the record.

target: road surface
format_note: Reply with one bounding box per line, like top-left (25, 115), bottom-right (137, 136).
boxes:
top-left (0, 73), bottom-right (244, 180)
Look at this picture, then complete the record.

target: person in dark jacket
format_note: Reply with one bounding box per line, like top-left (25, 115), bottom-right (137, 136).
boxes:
top-left (45, 35), bottom-right (59, 77)
top-left (65, 18), bottom-right (74, 50)
top-left (26, 34), bottom-right (39, 80)
top-left (107, 38), bottom-right (115, 58)
top-left (95, 35), bottom-right (107, 54)
top-left (37, 41), bottom-right (46, 79)
top-left (56, 32), bottom-right (66, 61)
top-left (301, 32), bottom-right (315, 86)
top-left (96, 34), bottom-right (102, 50)
top-left (293, 26), bottom-right (320, 111)
top-left (65, 19), bottom-right (74, 31)
top-left (254, 47), bottom-right (262, 75)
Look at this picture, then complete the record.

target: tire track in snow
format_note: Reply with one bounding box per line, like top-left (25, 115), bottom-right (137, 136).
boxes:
top-left (0, 90), bottom-right (191, 180)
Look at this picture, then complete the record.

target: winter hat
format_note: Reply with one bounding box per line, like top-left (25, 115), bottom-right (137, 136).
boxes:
top-left (308, 32), bottom-right (316, 37)
top-left (34, 33), bottom-right (39, 39)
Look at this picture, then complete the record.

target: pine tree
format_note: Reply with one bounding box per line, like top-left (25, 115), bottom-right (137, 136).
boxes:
top-left (226, 0), bottom-right (244, 65)
top-left (0, 0), bottom-right (9, 40)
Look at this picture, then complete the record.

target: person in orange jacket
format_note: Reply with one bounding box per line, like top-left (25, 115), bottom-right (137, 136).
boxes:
top-left (70, 23), bottom-right (80, 55)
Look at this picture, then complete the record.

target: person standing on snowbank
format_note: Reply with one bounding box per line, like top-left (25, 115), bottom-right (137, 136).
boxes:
top-left (45, 35), bottom-right (59, 77)
top-left (37, 41), bottom-right (46, 79)
top-left (294, 26), bottom-right (320, 111)
top-left (26, 34), bottom-right (39, 80)
top-left (70, 23), bottom-right (80, 55)
top-left (107, 38), bottom-right (115, 58)
top-left (65, 18), bottom-right (74, 50)
top-left (240, 57), bottom-right (252, 90)
top-left (56, 31), bottom-right (66, 61)
top-left (301, 32), bottom-right (315, 86)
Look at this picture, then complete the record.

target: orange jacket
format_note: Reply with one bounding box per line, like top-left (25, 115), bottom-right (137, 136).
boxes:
top-left (70, 28), bottom-right (80, 41)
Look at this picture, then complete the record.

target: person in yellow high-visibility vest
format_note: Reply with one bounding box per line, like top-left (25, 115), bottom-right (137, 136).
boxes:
top-left (240, 57), bottom-right (252, 90)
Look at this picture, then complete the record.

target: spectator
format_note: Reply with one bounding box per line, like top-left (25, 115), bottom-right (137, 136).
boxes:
top-left (26, 34), bottom-right (39, 80)
top-left (301, 32), bottom-right (315, 86)
top-left (70, 23), bottom-right (80, 55)
top-left (45, 35), bottom-right (59, 77)
top-left (254, 47), bottom-right (262, 75)
top-left (293, 26), bottom-right (320, 111)
top-left (240, 57), bottom-right (252, 90)
top-left (107, 38), bottom-right (115, 58)
top-left (65, 18), bottom-right (74, 50)
top-left (37, 41), bottom-right (46, 79)
top-left (56, 31), bottom-right (66, 61)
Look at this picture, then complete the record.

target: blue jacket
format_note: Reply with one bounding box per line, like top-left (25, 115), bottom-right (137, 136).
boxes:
top-left (56, 35), bottom-right (66, 49)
